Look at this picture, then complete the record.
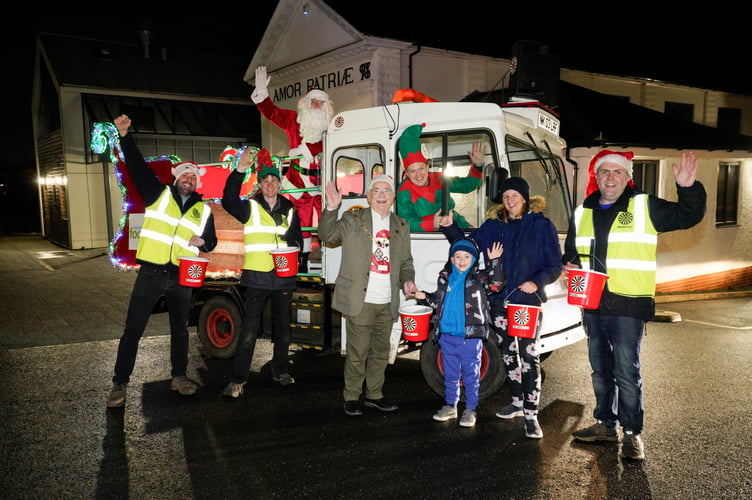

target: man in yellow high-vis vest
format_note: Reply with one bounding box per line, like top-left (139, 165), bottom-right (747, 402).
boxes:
top-left (107, 115), bottom-right (217, 408)
top-left (563, 150), bottom-right (706, 460)
top-left (220, 147), bottom-right (303, 399)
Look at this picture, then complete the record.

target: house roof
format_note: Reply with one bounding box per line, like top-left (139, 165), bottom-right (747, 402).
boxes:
top-left (38, 32), bottom-right (252, 100)
top-left (464, 81), bottom-right (752, 152)
top-left (37, 32), bottom-right (261, 141)
top-left (556, 81), bottom-right (752, 151)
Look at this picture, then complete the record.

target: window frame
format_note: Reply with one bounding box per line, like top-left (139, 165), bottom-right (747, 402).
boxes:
top-left (716, 162), bottom-right (739, 226)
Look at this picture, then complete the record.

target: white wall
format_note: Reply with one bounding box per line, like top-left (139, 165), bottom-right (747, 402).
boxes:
top-left (60, 90), bottom-right (110, 249)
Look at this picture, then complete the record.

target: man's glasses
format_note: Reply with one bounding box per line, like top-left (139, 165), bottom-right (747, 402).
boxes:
top-left (370, 188), bottom-right (394, 196)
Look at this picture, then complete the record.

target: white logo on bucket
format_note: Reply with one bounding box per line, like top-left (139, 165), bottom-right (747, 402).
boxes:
top-left (570, 274), bottom-right (587, 295)
top-left (274, 255), bottom-right (289, 270)
top-left (187, 264), bottom-right (204, 280)
top-left (513, 308), bottom-right (531, 325)
top-left (402, 316), bottom-right (418, 332)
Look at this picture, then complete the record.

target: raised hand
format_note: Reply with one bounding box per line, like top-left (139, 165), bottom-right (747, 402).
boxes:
top-left (113, 115), bottom-right (131, 137)
top-left (468, 141), bottom-right (486, 166)
top-left (487, 241), bottom-right (503, 260)
top-left (672, 151), bottom-right (698, 187)
top-left (433, 210), bottom-right (454, 228)
top-left (325, 181), bottom-right (342, 209)
top-left (236, 147), bottom-right (256, 173)
top-left (255, 66), bottom-right (270, 95)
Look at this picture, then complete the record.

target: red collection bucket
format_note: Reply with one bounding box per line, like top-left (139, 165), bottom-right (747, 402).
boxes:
top-left (270, 246), bottom-right (299, 277)
top-left (567, 269), bottom-right (609, 309)
top-left (507, 303), bottom-right (541, 338)
top-left (399, 305), bottom-right (432, 342)
top-left (178, 256), bottom-right (210, 287)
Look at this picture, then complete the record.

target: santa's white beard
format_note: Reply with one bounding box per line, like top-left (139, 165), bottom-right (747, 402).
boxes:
top-left (298, 107), bottom-right (331, 144)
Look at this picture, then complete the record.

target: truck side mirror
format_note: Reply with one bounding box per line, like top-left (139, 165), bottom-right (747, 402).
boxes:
top-left (487, 168), bottom-right (509, 203)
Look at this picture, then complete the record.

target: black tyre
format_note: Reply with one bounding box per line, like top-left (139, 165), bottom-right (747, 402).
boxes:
top-left (197, 296), bottom-right (242, 359)
top-left (419, 338), bottom-right (506, 402)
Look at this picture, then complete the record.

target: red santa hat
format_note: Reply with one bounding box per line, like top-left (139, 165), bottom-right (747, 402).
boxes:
top-left (585, 149), bottom-right (635, 197)
top-left (171, 161), bottom-right (206, 189)
top-left (301, 88), bottom-right (329, 103)
top-left (369, 174), bottom-right (395, 191)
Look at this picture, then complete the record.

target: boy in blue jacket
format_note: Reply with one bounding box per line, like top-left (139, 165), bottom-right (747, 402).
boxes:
top-left (415, 238), bottom-right (504, 427)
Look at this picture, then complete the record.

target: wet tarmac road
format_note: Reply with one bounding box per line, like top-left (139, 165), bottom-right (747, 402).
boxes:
top-left (1, 234), bottom-right (751, 499)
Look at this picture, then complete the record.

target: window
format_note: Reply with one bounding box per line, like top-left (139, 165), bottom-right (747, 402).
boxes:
top-left (396, 131), bottom-right (493, 230)
top-left (333, 145), bottom-right (383, 196)
top-left (632, 160), bottom-right (658, 195)
top-left (132, 137), bottom-right (235, 166)
top-left (664, 101), bottom-right (694, 122)
top-left (83, 94), bottom-right (256, 164)
top-left (717, 107), bottom-right (742, 135)
top-left (716, 162), bottom-right (739, 226)
top-left (506, 136), bottom-right (570, 232)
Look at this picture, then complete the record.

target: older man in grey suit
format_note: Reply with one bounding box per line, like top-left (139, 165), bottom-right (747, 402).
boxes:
top-left (319, 174), bottom-right (418, 416)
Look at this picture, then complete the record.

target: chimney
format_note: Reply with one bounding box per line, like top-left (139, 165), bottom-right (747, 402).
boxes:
top-left (139, 29), bottom-right (152, 59)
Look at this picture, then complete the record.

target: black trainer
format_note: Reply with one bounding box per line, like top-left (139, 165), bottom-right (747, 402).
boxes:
top-left (364, 398), bottom-right (398, 412)
top-left (344, 400), bottom-right (363, 416)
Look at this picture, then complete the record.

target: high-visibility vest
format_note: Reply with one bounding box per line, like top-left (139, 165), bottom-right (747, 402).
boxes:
top-left (243, 199), bottom-right (294, 271)
top-left (574, 194), bottom-right (657, 297)
top-left (136, 187), bottom-right (211, 265)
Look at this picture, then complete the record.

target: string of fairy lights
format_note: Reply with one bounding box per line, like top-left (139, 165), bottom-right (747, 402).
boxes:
top-left (91, 122), bottom-right (260, 270)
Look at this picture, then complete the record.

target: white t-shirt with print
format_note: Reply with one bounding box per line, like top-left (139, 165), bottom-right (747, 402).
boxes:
top-left (365, 209), bottom-right (391, 304)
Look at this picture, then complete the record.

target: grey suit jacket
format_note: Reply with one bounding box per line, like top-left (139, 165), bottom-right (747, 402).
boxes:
top-left (318, 206), bottom-right (415, 320)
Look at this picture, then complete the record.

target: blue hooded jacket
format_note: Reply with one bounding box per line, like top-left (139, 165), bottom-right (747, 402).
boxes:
top-left (419, 238), bottom-right (505, 341)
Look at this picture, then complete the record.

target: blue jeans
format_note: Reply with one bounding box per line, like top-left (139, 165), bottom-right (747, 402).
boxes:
top-left (113, 265), bottom-right (192, 384)
top-left (231, 286), bottom-right (292, 383)
top-left (583, 313), bottom-right (645, 434)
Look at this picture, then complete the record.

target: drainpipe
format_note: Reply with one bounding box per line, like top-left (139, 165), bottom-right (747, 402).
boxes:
top-left (139, 29), bottom-right (151, 60)
top-left (408, 46), bottom-right (421, 89)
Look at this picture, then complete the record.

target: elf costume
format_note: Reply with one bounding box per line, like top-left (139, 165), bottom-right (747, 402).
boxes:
top-left (396, 124), bottom-right (483, 232)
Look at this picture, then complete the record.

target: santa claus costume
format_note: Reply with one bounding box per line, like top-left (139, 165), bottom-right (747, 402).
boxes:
top-left (251, 66), bottom-right (335, 272)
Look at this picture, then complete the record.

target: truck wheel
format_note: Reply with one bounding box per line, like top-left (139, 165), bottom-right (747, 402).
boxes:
top-left (197, 296), bottom-right (241, 359)
top-left (419, 339), bottom-right (506, 402)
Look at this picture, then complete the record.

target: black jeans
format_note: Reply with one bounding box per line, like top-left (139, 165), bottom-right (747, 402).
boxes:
top-left (230, 287), bottom-right (293, 383)
top-left (113, 265), bottom-right (192, 384)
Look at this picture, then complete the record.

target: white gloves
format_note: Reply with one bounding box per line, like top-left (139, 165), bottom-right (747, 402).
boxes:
top-left (289, 144), bottom-right (314, 163)
top-left (251, 66), bottom-right (271, 103)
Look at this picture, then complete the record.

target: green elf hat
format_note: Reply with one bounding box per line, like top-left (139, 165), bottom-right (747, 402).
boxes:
top-left (255, 148), bottom-right (280, 179)
top-left (399, 123), bottom-right (427, 168)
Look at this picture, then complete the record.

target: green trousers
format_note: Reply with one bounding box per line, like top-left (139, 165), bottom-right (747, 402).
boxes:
top-left (343, 302), bottom-right (393, 401)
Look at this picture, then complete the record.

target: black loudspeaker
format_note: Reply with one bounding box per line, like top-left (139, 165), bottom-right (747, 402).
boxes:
top-left (508, 40), bottom-right (560, 107)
